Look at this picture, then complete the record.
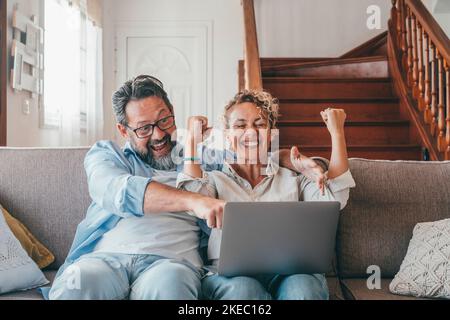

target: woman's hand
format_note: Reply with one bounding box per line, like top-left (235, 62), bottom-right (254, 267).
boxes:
top-left (187, 116), bottom-right (211, 142)
top-left (320, 108), bottom-right (349, 180)
top-left (320, 108), bottom-right (346, 136)
top-left (184, 116), bottom-right (210, 177)
top-left (290, 146), bottom-right (327, 195)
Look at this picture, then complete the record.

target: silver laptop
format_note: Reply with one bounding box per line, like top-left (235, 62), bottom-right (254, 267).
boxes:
top-left (217, 201), bottom-right (340, 277)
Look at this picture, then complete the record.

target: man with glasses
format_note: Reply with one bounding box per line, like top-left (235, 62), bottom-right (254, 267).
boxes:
top-left (45, 75), bottom-right (327, 300)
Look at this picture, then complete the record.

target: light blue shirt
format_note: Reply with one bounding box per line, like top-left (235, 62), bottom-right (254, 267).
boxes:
top-left (40, 140), bottom-right (223, 298)
top-left (93, 170), bottom-right (204, 268)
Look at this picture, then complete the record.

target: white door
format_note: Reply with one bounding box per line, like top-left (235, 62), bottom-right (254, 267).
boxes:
top-left (116, 21), bottom-right (213, 137)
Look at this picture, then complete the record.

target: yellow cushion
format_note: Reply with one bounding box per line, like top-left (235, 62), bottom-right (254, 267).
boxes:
top-left (1, 206), bottom-right (55, 269)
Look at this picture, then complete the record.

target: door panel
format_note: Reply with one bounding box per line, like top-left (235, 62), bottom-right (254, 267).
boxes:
top-left (116, 21), bottom-right (213, 140)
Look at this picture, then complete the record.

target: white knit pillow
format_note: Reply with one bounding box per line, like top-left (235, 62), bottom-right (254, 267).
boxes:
top-left (390, 218), bottom-right (450, 299)
top-left (0, 206), bottom-right (49, 294)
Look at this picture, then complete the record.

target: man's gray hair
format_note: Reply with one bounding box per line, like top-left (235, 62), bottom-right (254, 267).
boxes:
top-left (112, 75), bottom-right (174, 126)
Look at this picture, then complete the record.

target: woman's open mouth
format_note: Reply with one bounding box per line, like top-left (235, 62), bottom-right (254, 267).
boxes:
top-left (240, 140), bottom-right (259, 148)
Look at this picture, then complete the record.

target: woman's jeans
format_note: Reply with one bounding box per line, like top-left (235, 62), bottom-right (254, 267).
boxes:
top-left (202, 273), bottom-right (329, 300)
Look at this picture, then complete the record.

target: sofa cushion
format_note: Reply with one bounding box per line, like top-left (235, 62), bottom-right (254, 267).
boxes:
top-left (0, 270), bottom-right (57, 300)
top-left (337, 159), bottom-right (450, 278)
top-left (0, 148), bottom-right (91, 269)
top-left (0, 211), bottom-right (49, 295)
top-left (327, 276), bottom-right (345, 300)
top-left (340, 278), bottom-right (432, 300)
top-left (2, 205), bottom-right (55, 269)
top-left (389, 218), bottom-right (450, 299)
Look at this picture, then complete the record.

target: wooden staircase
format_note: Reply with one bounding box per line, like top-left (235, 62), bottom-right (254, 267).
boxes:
top-left (240, 0), bottom-right (450, 161)
top-left (263, 54), bottom-right (423, 160)
top-left (240, 43), bottom-right (424, 160)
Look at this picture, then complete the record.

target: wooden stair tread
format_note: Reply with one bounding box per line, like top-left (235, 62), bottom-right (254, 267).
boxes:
top-left (262, 55), bottom-right (387, 72)
top-left (279, 144), bottom-right (422, 161)
top-left (279, 98), bottom-right (401, 121)
top-left (259, 57), bottom-right (337, 67)
top-left (263, 77), bottom-right (392, 83)
top-left (277, 120), bottom-right (409, 126)
top-left (280, 144), bottom-right (421, 150)
top-left (263, 57), bottom-right (388, 78)
top-left (279, 115), bottom-right (402, 122)
top-left (279, 98), bottom-right (399, 103)
top-left (279, 124), bottom-right (410, 145)
top-left (264, 78), bottom-right (395, 99)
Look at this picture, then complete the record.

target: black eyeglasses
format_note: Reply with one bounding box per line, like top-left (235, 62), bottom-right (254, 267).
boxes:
top-left (126, 115), bottom-right (175, 139)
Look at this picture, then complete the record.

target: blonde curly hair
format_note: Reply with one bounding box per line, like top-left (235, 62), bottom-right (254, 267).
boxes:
top-left (222, 90), bottom-right (280, 129)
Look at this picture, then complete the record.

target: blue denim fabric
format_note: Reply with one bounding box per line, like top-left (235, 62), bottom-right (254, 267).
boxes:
top-left (202, 273), bottom-right (329, 300)
top-left (49, 252), bottom-right (204, 300)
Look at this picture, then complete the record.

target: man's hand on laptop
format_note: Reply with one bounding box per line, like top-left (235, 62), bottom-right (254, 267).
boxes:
top-left (190, 195), bottom-right (225, 229)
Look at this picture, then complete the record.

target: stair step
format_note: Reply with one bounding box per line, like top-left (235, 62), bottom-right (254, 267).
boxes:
top-left (263, 56), bottom-right (386, 72)
top-left (263, 56), bottom-right (388, 78)
top-left (280, 145), bottom-right (422, 161)
top-left (277, 120), bottom-right (410, 145)
top-left (278, 120), bottom-right (409, 126)
top-left (279, 99), bottom-right (400, 121)
top-left (259, 57), bottom-right (338, 68)
top-left (263, 77), bottom-right (394, 99)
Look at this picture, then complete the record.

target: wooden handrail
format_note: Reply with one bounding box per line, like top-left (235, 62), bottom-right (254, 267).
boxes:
top-left (389, 0), bottom-right (450, 160)
top-left (241, 0), bottom-right (262, 90)
top-left (406, 0), bottom-right (450, 63)
top-left (340, 31), bottom-right (388, 59)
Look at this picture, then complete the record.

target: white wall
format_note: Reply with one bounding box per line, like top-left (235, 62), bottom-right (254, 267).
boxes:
top-left (434, 15), bottom-right (450, 37)
top-left (423, 0), bottom-right (450, 37)
top-left (255, 0), bottom-right (392, 57)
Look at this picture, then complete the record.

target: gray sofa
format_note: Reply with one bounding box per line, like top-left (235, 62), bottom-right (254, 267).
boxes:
top-left (0, 147), bottom-right (449, 300)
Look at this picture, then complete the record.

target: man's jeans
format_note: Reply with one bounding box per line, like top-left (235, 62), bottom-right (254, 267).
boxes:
top-left (49, 252), bottom-right (203, 300)
top-left (202, 273), bottom-right (329, 300)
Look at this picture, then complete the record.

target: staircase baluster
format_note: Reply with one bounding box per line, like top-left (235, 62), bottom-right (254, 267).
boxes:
top-left (394, 0), bottom-right (402, 46)
top-left (417, 23), bottom-right (425, 111)
top-left (424, 32), bottom-right (431, 124)
top-left (430, 43), bottom-right (438, 136)
top-left (391, 0), bottom-right (398, 39)
top-left (445, 60), bottom-right (450, 160)
top-left (412, 15), bottom-right (420, 98)
top-left (406, 8), bottom-right (414, 85)
top-left (437, 52), bottom-right (446, 152)
top-left (401, 1), bottom-right (408, 70)
top-left (399, 2), bottom-right (404, 47)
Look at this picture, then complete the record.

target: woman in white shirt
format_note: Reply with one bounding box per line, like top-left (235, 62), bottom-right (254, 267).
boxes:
top-left (177, 90), bottom-right (356, 300)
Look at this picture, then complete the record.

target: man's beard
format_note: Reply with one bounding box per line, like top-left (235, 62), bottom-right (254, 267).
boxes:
top-left (131, 134), bottom-right (177, 171)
